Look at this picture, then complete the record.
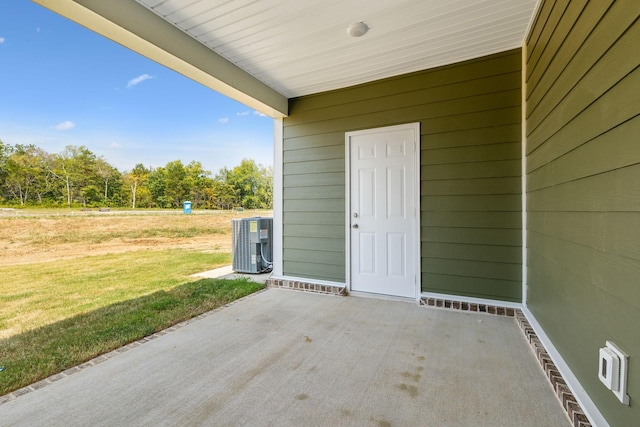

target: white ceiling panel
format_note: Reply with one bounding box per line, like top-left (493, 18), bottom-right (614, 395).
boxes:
top-left (136, 0), bottom-right (538, 98)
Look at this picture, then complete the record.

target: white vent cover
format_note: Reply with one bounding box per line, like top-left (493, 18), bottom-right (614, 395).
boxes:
top-left (598, 341), bottom-right (630, 405)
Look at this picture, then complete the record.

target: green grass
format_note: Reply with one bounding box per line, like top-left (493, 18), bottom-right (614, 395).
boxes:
top-left (0, 250), bottom-right (233, 336)
top-left (0, 277), bottom-right (262, 396)
top-left (0, 250), bottom-right (264, 395)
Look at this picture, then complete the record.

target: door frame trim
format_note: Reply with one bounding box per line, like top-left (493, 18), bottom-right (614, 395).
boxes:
top-left (345, 122), bottom-right (421, 301)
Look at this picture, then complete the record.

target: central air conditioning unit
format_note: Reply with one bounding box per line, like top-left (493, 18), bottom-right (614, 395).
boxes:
top-left (231, 217), bottom-right (273, 273)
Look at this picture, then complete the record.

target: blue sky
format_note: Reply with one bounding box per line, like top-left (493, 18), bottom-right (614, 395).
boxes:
top-left (0, 1), bottom-right (274, 174)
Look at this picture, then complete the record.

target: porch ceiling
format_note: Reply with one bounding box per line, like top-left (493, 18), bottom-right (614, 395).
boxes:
top-left (135, 0), bottom-right (539, 98)
top-left (33, 0), bottom-right (538, 117)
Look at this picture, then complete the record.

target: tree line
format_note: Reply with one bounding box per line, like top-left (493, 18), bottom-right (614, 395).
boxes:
top-left (0, 140), bottom-right (272, 210)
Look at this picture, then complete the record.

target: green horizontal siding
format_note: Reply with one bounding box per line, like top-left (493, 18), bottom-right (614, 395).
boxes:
top-left (528, 2), bottom-right (633, 132)
top-left (283, 145), bottom-right (344, 162)
top-left (284, 236), bottom-right (343, 253)
top-left (527, 211), bottom-right (640, 261)
top-left (421, 177), bottom-right (521, 196)
top-left (527, 67), bottom-right (639, 166)
top-left (286, 86), bottom-right (521, 128)
top-left (284, 224), bottom-right (344, 239)
top-left (422, 227), bottom-right (521, 247)
top-left (283, 248), bottom-right (345, 266)
top-left (283, 199), bottom-right (344, 212)
top-left (527, 117), bottom-right (640, 192)
top-left (284, 211), bottom-right (344, 226)
top-left (291, 53), bottom-right (522, 111)
top-left (421, 159), bottom-right (520, 180)
top-left (527, 165), bottom-right (640, 212)
top-left (283, 261), bottom-right (345, 282)
top-left (420, 124), bottom-right (521, 149)
top-left (284, 133), bottom-right (345, 151)
top-left (284, 158), bottom-right (344, 175)
top-left (421, 195), bottom-right (521, 212)
top-left (422, 258), bottom-right (521, 282)
top-left (422, 242), bottom-right (522, 264)
top-left (284, 185), bottom-right (344, 200)
top-left (283, 49), bottom-right (522, 297)
top-left (525, 0), bottom-right (640, 425)
top-left (421, 141), bottom-right (521, 165)
top-left (283, 172), bottom-right (345, 188)
top-left (284, 106), bottom-right (521, 140)
top-left (421, 211), bottom-right (522, 229)
top-left (527, 0), bottom-right (619, 106)
top-left (527, 232), bottom-right (640, 308)
top-left (421, 273), bottom-right (521, 301)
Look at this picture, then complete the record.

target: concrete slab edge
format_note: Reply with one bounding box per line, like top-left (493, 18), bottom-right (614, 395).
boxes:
top-left (417, 296), bottom-right (590, 427)
top-left (0, 288), bottom-right (269, 406)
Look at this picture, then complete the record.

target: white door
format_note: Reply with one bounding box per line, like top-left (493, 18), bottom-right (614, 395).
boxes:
top-left (347, 123), bottom-right (418, 298)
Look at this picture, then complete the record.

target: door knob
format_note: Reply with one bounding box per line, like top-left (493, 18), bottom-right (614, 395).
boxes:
top-left (352, 224), bottom-right (359, 229)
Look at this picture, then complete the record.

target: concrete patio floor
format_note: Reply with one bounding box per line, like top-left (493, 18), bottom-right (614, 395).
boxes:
top-left (0, 289), bottom-right (570, 426)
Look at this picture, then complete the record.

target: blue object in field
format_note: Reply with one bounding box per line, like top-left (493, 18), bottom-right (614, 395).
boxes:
top-left (183, 201), bottom-right (192, 214)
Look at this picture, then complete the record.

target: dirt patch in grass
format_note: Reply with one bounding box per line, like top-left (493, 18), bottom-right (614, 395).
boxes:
top-left (0, 210), bottom-right (271, 266)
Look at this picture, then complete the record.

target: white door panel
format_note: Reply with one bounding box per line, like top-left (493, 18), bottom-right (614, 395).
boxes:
top-left (359, 232), bottom-right (376, 275)
top-left (347, 124), bottom-right (418, 298)
top-left (359, 168), bottom-right (376, 218)
top-left (387, 233), bottom-right (406, 278)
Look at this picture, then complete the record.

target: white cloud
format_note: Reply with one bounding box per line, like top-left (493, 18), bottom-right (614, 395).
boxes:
top-left (53, 121), bottom-right (75, 131)
top-left (218, 117), bottom-right (229, 124)
top-left (253, 110), bottom-right (267, 117)
top-left (109, 142), bottom-right (122, 149)
top-left (0, 37), bottom-right (5, 44)
top-left (127, 74), bottom-right (154, 88)
top-left (237, 110), bottom-right (250, 117)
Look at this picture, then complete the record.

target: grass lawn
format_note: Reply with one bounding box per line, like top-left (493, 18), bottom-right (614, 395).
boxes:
top-left (0, 210), bottom-right (271, 396)
top-left (0, 250), bottom-right (263, 396)
top-left (0, 250), bottom-right (233, 338)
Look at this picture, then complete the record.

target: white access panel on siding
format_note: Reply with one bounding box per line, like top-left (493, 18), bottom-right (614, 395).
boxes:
top-left (346, 123), bottom-right (419, 298)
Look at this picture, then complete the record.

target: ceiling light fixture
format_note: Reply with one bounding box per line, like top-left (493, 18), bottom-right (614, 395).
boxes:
top-left (347, 22), bottom-right (369, 38)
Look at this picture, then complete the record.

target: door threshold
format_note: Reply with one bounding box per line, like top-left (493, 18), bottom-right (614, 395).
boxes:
top-left (348, 290), bottom-right (416, 304)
